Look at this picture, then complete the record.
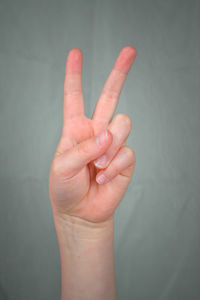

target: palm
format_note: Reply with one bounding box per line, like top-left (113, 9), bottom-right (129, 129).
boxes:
top-left (49, 46), bottom-right (137, 223)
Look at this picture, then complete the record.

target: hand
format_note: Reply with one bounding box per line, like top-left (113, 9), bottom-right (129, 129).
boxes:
top-left (49, 46), bottom-right (137, 225)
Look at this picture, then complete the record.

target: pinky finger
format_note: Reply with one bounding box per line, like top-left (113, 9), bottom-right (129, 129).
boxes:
top-left (96, 145), bottom-right (136, 185)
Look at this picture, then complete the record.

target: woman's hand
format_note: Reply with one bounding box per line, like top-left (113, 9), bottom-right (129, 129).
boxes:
top-left (49, 46), bottom-right (137, 224)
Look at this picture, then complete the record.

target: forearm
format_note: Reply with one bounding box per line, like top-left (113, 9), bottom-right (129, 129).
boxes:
top-left (53, 212), bottom-right (117, 300)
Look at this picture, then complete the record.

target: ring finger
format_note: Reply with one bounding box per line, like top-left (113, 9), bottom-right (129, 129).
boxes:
top-left (96, 145), bottom-right (136, 185)
top-left (93, 113), bottom-right (132, 169)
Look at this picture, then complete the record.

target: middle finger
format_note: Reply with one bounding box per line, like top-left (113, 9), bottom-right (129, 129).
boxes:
top-left (91, 46), bottom-right (137, 127)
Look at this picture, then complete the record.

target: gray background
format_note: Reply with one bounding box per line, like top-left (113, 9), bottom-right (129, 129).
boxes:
top-left (0, 0), bottom-right (200, 299)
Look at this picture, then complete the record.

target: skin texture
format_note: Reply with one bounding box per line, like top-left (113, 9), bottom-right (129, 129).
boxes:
top-left (48, 46), bottom-right (137, 300)
top-left (49, 46), bottom-right (137, 223)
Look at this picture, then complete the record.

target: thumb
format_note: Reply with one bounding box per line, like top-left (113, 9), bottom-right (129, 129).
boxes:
top-left (54, 129), bottom-right (113, 179)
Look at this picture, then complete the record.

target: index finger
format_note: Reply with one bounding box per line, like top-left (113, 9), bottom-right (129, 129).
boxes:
top-left (63, 48), bottom-right (84, 121)
top-left (92, 46), bottom-right (137, 126)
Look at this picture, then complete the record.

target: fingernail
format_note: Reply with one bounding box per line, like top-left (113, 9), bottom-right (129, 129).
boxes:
top-left (96, 130), bottom-right (108, 146)
top-left (94, 154), bottom-right (108, 168)
top-left (96, 173), bottom-right (108, 184)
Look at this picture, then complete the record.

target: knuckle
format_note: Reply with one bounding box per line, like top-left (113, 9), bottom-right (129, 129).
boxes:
top-left (123, 146), bottom-right (136, 164)
top-left (115, 113), bottom-right (132, 130)
top-left (51, 158), bottom-right (63, 176)
top-left (52, 156), bottom-right (73, 179)
top-left (112, 164), bottom-right (120, 175)
top-left (64, 89), bottom-right (82, 97)
top-left (78, 142), bottom-right (90, 156)
top-left (101, 88), bottom-right (118, 100)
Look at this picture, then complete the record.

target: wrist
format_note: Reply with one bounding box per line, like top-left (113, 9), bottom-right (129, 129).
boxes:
top-left (52, 212), bottom-right (117, 300)
top-left (53, 212), bottom-right (114, 242)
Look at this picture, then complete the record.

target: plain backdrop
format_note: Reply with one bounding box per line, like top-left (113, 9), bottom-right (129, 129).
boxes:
top-left (0, 0), bottom-right (200, 299)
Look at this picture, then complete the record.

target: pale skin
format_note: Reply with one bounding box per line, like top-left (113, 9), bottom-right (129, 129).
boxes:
top-left (49, 46), bottom-right (137, 300)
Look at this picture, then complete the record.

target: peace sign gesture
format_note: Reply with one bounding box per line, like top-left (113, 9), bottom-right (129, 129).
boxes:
top-left (49, 46), bottom-right (137, 224)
